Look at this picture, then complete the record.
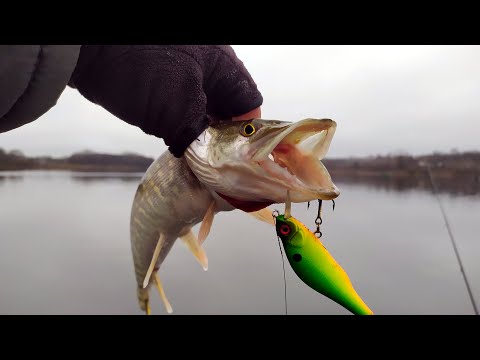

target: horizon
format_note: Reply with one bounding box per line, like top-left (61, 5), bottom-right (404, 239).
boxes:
top-left (2, 145), bottom-right (478, 161)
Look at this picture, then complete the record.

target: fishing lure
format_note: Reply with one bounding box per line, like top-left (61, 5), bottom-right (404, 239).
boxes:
top-left (274, 197), bottom-right (373, 315)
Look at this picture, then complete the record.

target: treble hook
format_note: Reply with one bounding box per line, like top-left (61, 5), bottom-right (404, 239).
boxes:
top-left (308, 199), bottom-right (336, 237)
top-left (310, 200), bottom-right (336, 211)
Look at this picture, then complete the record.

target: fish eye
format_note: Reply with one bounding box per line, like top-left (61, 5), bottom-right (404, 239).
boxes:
top-left (241, 123), bottom-right (256, 136)
top-left (279, 224), bottom-right (291, 235)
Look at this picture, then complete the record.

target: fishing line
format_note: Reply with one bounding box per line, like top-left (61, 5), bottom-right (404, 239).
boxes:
top-left (273, 211), bottom-right (288, 315)
top-left (276, 235), bottom-right (288, 316)
top-left (425, 163), bottom-right (479, 315)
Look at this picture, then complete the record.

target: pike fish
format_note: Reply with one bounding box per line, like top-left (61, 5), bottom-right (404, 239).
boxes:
top-left (130, 118), bottom-right (340, 314)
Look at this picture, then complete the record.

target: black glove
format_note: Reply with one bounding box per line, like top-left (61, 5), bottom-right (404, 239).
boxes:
top-left (68, 45), bottom-right (263, 157)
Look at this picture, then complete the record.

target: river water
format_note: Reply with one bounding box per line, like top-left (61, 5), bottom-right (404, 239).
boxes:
top-left (0, 171), bottom-right (478, 315)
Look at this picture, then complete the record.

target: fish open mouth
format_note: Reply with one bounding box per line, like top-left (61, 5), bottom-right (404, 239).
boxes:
top-left (252, 118), bottom-right (340, 200)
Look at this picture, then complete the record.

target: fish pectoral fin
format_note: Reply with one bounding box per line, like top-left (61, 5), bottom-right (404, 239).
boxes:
top-left (143, 232), bottom-right (166, 289)
top-left (248, 207), bottom-right (275, 226)
top-left (181, 230), bottom-right (209, 271)
top-left (198, 200), bottom-right (216, 245)
top-left (154, 272), bottom-right (173, 314)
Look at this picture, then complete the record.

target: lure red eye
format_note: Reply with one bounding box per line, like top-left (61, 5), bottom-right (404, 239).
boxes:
top-left (279, 224), bottom-right (291, 235)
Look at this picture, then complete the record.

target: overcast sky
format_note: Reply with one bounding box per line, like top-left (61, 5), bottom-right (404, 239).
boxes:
top-left (1, 45), bottom-right (479, 159)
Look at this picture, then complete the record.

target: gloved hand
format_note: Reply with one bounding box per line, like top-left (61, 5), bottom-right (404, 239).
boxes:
top-left (68, 45), bottom-right (263, 157)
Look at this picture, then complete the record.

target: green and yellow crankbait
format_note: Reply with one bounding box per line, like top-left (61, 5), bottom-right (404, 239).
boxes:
top-left (274, 202), bottom-right (373, 315)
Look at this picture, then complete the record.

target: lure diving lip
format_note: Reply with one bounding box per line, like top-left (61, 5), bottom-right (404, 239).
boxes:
top-left (275, 207), bottom-right (373, 315)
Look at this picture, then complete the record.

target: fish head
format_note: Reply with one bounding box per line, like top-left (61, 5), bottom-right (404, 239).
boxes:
top-left (184, 118), bottom-right (340, 211)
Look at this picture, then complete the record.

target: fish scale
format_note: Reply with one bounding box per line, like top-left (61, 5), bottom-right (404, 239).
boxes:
top-left (131, 152), bottom-right (217, 284)
top-left (130, 150), bottom-right (236, 312)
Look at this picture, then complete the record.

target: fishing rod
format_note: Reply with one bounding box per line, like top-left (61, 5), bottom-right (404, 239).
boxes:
top-left (423, 161), bottom-right (479, 315)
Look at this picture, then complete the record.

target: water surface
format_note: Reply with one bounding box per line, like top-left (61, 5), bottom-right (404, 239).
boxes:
top-left (0, 171), bottom-right (478, 315)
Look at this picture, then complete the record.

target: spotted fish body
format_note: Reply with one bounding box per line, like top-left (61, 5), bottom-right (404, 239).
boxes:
top-left (275, 214), bottom-right (373, 315)
top-left (130, 151), bottom-right (234, 311)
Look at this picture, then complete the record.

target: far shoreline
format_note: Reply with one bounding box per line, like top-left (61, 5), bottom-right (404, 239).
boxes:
top-left (1, 149), bottom-right (479, 195)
